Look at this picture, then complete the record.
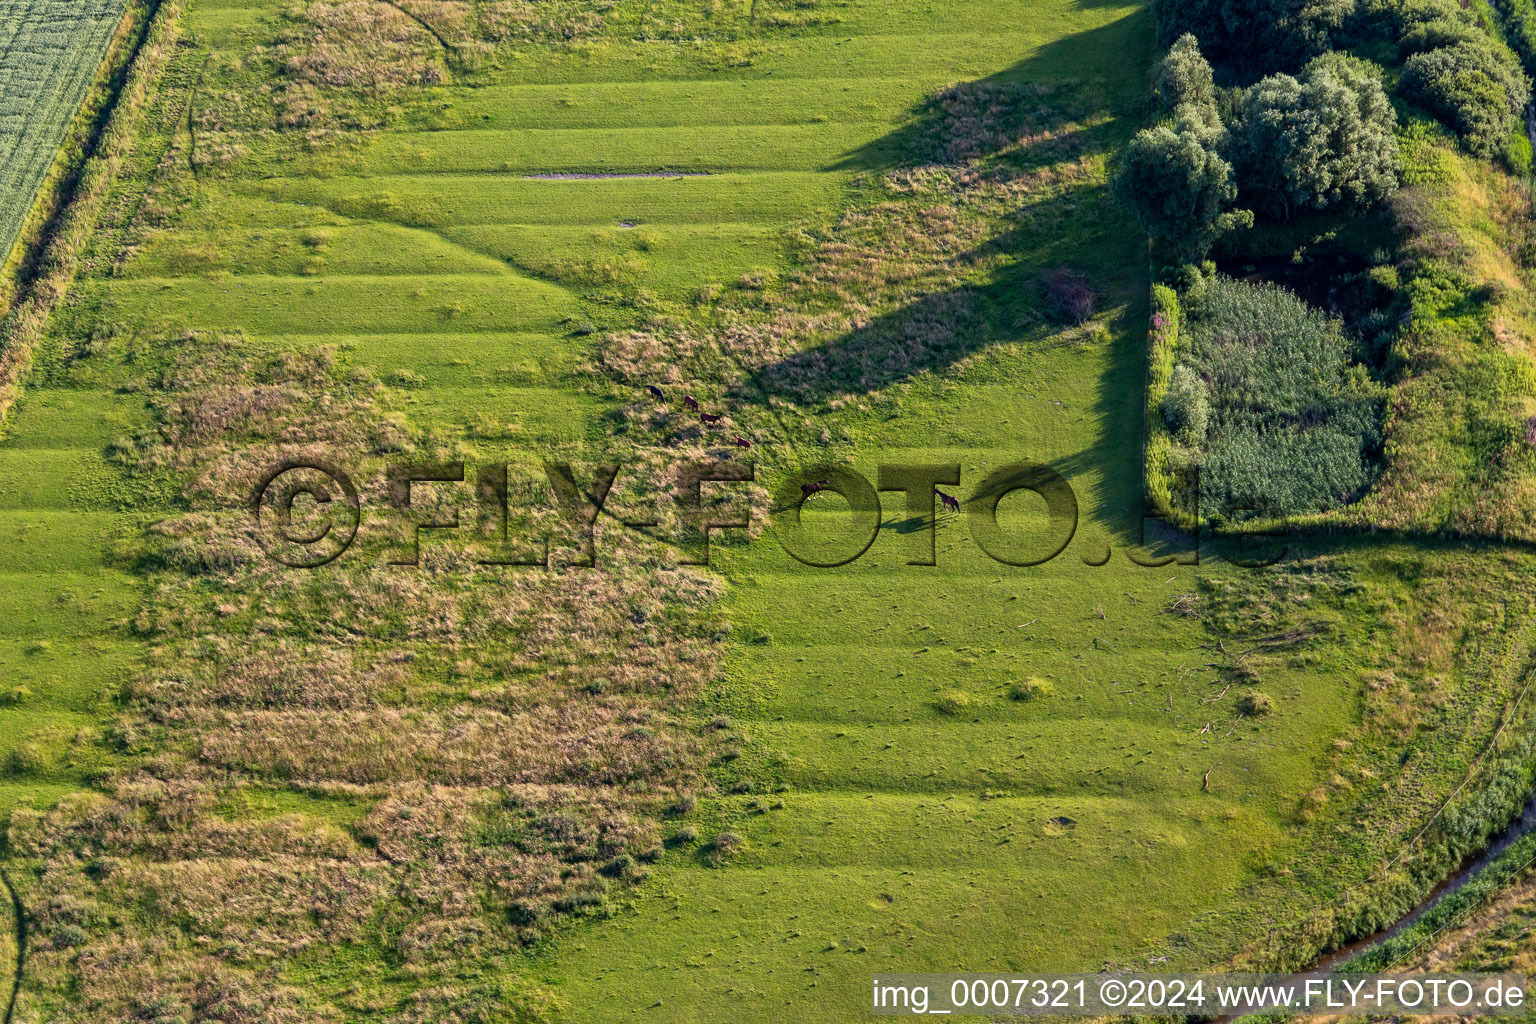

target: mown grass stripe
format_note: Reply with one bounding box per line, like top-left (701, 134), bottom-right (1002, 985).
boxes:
top-left (236, 122), bottom-right (906, 177)
top-left (230, 170), bottom-right (848, 228)
top-left (395, 77), bottom-right (935, 131)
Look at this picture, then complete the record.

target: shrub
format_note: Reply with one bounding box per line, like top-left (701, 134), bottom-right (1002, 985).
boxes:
top-left (1238, 691), bottom-right (1275, 715)
top-left (1507, 125), bottom-right (1534, 174)
top-left (1227, 659), bottom-right (1262, 685)
top-left (934, 689), bottom-right (976, 715)
top-left (1500, 0), bottom-right (1536, 86)
top-left (602, 853), bottom-right (638, 878)
top-left (6, 741), bottom-right (53, 777)
top-left (1227, 55), bottom-right (1400, 219)
top-left (49, 924), bottom-right (89, 950)
top-left (1163, 364), bottom-right (1211, 442)
top-left (1388, 0), bottom-right (1508, 61)
top-left (1043, 268), bottom-right (1096, 324)
top-left (1398, 14), bottom-right (1483, 57)
top-left (508, 900), bottom-right (542, 926)
top-left (1400, 39), bottom-right (1530, 158)
top-left (1156, 33), bottom-right (1217, 111)
top-left (1008, 677), bottom-right (1055, 701)
top-left (553, 885), bottom-right (609, 915)
top-left (706, 831), bottom-right (745, 865)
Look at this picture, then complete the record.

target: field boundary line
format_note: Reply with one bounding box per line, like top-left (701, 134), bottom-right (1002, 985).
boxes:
top-left (0, 0), bottom-right (187, 429)
top-left (0, 3), bottom-right (142, 312)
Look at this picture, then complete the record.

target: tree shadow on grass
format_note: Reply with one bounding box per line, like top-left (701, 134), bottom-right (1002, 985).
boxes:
top-left (827, 10), bottom-right (1150, 174)
top-left (733, 14), bottom-right (1154, 537)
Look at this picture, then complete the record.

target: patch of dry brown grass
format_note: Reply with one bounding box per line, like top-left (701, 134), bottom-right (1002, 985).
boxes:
top-left (278, 2), bottom-right (445, 90)
top-left (12, 322), bottom-right (728, 1018)
top-left (475, 0), bottom-right (610, 42)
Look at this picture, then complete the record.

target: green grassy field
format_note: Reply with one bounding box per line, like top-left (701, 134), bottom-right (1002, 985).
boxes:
top-left (0, 0), bottom-right (127, 268)
top-left (1, 0), bottom-right (1535, 1020)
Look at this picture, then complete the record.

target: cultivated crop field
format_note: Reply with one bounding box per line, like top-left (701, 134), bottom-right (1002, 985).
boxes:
top-left (0, 0), bottom-right (125, 269)
top-left (1, 0), bottom-right (1536, 1021)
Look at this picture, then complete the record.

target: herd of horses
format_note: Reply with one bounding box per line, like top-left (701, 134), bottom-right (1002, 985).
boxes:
top-left (646, 384), bottom-right (751, 449)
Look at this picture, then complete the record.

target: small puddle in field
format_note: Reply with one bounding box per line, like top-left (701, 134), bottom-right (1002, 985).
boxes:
top-left (1211, 791), bottom-right (1536, 1022)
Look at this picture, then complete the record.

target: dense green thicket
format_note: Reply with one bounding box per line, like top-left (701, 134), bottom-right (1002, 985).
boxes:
top-left (1399, 38), bottom-right (1529, 158)
top-left (1153, 0), bottom-right (1354, 74)
top-left (1376, 0), bottom-right (1532, 163)
top-left (1169, 276), bottom-right (1386, 519)
top-left (1152, 0), bottom-right (1532, 164)
top-left (1127, 0), bottom-right (1536, 522)
top-left (1115, 38), bottom-right (1397, 258)
top-left (1495, 0), bottom-right (1536, 75)
top-left (1227, 53), bottom-right (1400, 219)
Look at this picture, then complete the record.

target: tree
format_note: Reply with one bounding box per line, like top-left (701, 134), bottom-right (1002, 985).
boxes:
top-left (1163, 364), bottom-right (1211, 442)
top-left (1227, 55), bottom-right (1399, 219)
top-left (1400, 39), bottom-right (1530, 159)
top-left (1156, 34), bottom-right (1217, 112)
top-left (1397, 14), bottom-right (1482, 58)
top-left (1394, 0), bottom-right (1495, 57)
top-left (1113, 120), bottom-right (1248, 260)
top-left (1154, 0), bottom-right (1355, 74)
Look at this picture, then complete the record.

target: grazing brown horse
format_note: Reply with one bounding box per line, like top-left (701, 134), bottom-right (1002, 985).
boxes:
top-left (801, 479), bottom-right (831, 498)
top-left (646, 384), bottom-right (665, 399)
top-left (937, 489), bottom-right (961, 512)
top-left (684, 394), bottom-right (700, 410)
top-left (733, 435), bottom-right (752, 449)
top-left (700, 412), bottom-right (722, 425)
